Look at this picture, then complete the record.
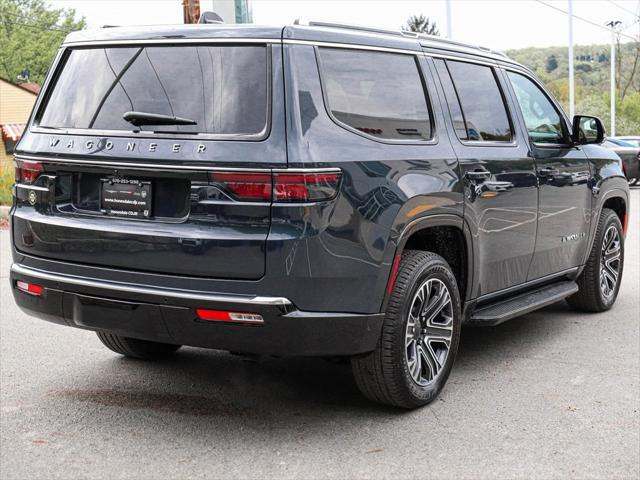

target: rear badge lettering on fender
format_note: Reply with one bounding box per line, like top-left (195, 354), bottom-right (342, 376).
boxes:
top-left (561, 232), bottom-right (586, 243)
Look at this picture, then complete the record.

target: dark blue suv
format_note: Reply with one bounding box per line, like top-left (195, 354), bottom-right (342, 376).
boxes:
top-left (10, 22), bottom-right (629, 408)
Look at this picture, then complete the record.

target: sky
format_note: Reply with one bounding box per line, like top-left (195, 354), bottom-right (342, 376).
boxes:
top-left (48, 0), bottom-right (640, 50)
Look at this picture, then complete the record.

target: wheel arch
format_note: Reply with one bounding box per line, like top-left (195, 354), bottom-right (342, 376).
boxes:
top-left (381, 214), bottom-right (475, 311)
top-left (582, 188), bottom-right (629, 267)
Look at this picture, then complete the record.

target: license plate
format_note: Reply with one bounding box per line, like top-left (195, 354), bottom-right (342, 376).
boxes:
top-left (100, 178), bottom-right (152, 218)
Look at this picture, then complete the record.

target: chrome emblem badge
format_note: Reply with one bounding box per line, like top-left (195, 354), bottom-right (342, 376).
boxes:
top-left (28, 190), bottom-right (37, 205)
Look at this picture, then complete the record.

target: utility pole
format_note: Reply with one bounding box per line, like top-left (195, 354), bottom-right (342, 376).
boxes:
top-left (606, 20), bottom-right (621, 136)
top-left (567, 0), bottom-right (575, 119)
top-left (183, 0), bottom-right (201, 24)
top-left (445, 0), bottom-right (453, 39)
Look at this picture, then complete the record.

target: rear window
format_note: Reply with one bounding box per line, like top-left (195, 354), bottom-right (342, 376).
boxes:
top-left (317, 48), bottom-right (432, 141)
top-left (39, 45), bottom-right (269, 136)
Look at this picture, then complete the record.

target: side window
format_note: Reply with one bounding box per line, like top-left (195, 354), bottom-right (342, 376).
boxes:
top-left (445, 60), bottom-right (513, 142)
top-left (317, 47), bottom-right (432, 141)
top-left (507, 72), bottom-right (567, 144)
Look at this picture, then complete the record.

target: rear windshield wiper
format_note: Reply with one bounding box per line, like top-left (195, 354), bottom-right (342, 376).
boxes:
top-left (123, 111), bottom-right (197, 127)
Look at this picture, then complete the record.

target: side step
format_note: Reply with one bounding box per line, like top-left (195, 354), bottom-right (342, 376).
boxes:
top-left (469, 280), bottom-right (579, 326)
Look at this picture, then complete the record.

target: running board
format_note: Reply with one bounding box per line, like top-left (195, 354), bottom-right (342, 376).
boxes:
top-left (469, 281), bottom-right (579, 326)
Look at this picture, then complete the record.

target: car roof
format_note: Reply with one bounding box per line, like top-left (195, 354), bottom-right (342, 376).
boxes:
top-left (62, 21), bottom-right (524, 68)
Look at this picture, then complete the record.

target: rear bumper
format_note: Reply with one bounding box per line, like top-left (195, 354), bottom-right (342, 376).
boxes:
top-left (10, 263), bottom-right (384, 356)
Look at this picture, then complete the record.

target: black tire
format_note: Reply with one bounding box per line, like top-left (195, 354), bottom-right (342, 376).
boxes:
top-left (567, 208), bottom-right (624, 312)
top-left (96, 332), bottom-right (181, 360)
top-left (351, 250), bottom-right (462, 408)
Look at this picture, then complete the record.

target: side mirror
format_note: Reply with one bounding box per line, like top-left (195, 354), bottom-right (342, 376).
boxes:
top-left (572, 115), bottom-right (605, 145)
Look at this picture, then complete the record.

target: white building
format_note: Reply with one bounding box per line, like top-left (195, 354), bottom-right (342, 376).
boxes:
top-left (211, 0), bottom-right (252, 24)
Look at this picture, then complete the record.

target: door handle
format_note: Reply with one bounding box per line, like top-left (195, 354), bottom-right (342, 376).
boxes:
top-left (466, 170), bottom-right (491, 181)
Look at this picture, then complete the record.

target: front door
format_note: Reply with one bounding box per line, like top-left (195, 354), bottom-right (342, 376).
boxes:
top-left (505, 71), bottom-right (592, 280)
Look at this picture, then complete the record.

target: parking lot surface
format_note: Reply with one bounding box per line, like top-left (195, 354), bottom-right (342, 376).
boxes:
top-left (1, 188), bottom-right (638, 480)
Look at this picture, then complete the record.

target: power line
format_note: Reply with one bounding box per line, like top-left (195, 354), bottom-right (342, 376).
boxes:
top-left (0, 11), bottom-right (76, 32)
top-left (0, 19), bottom-right (72, 32)
top-left (606, 0), bottom-right (639, 17)
top-left (534, 0), bottom-right (637, 41)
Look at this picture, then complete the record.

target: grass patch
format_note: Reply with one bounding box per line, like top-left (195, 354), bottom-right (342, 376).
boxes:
top-left (0, 161), bottom-right (14, 206)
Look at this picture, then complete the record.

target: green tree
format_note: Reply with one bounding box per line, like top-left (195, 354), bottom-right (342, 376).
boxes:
top-left (403, 14), bottom-right (439, 36)
top-left (545, 55), bottom-right (558, 73)
top-left (0, 0), bottom-right (85, 85)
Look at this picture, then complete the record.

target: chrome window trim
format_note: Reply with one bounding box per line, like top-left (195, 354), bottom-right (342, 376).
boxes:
top-left (63, 37), bottom-right (282, 47)
top-left (11, 263), bottom-right (293, 307)
top-left (313, 46), bottom-right (439, 145)
top-left (283, 38), bottom-right (422, 56)
top-left (32, 43), bottom-right (274, 142)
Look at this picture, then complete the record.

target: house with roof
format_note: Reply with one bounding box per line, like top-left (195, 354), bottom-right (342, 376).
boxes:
top-left (0, 78), bottom-right (40, 166)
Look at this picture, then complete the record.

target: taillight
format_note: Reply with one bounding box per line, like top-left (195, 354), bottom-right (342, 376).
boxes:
top-left (16, 280), bottom-right (43, 296)
top-left (209, 169), bottom-right (341, 203)
top-left (15, 160), bottom-right (43, 184)
top-left (195, 309), bottom-right (264, 324)
top-left (210, 172), bottom-right (272, 201)
top-left (273, 171), bottom-right (341, 202)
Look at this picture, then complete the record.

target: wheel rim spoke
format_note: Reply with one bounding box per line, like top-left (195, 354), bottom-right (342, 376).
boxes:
top-left (600, 225), bottom-right (622, 299)
top-left (404, 277), bottom-right (455, 386)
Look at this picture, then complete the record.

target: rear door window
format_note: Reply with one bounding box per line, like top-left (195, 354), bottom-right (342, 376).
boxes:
top-left (444, 60), bottom-right (513, 142)
top-left (39, 45), bottom-right (269, 136)
top-left (317, 47), bottom-right (433, 141)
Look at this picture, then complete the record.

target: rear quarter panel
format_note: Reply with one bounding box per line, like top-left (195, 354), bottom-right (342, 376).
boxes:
top-left (276, 43), bottom-right (462, 313)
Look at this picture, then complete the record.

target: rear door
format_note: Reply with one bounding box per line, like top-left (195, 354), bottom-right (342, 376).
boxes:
top-left (504, 70), bottom-right (592, 279)
top-left (13, 41), bottom-right (286, 280)
top-left (431, 58), bottom-right (538, 297)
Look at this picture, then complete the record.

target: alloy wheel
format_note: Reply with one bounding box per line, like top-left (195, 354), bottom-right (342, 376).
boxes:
top-left (600, 225), bottom-right (621, 300)
top-left (405, 278), bottom-right (454, 386)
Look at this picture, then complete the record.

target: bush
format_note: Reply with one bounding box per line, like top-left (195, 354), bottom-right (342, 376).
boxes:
top-left (0, 161), bottom-right (14, 206)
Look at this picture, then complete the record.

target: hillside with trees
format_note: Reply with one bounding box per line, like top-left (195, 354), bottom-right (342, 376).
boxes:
top-left (0, 0), bottom-right (85, 85)
top-left (507, 42), bottom-right (639, 135)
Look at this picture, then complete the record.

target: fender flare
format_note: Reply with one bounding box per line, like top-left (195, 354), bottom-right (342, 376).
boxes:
top-left (379, 213), bottom-right (476, 311)
top-left (583, 187), bottom-right (629, 265)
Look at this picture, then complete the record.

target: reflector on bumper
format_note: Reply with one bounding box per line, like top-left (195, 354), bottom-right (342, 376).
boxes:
top-left (195, 309), bottom-right (264, 324)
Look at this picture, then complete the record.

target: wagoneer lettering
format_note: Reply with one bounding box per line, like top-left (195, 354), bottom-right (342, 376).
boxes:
top-left (10, 22), bottom-right (628, 408)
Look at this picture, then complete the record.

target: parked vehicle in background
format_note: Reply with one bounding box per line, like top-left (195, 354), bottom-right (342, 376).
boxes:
top-left (611, 136), bottom-right (640, 148)
top-left (603, 138), bottom-right (640, 185)
top-left (9, 21), bottom-right (630, 408)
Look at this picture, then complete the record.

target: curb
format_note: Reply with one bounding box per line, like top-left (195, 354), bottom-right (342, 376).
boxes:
top-left (0, 205), bottom-right (10, 220)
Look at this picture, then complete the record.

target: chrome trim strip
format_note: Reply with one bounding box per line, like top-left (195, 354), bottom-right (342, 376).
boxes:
top-left (10, 263), bottom-right (293, 307)
top-left (63, 38), bottom-right (281, 47)
top-left (425, 51), bottom-right (499, 67)
top-left (282, 39), bottom-right (522, 69)
top-left (15, 184), bottom-right (49, 193)
top-left (13, 154), bottom-right (272, 172)
top-left (282, 39), bottom-right (421, 56)
top-left (14, 154), bottom-right (343, 174)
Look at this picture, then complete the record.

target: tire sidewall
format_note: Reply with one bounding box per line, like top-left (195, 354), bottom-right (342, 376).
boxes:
top-left (393, 256), bottom-right (462, 405)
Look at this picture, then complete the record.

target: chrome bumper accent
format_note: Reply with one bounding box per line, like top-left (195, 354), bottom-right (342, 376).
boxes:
top-left (10, 263), bottom-right (292, 307)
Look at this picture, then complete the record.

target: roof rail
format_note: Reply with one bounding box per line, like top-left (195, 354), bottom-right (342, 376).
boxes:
top-left (297, 19), bottom-right (507, 58)
top-left (305, 20), bottom-right (404, 38)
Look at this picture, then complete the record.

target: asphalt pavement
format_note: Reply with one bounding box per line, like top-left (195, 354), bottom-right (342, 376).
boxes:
top-left (1, 188), bottom-right (638, 480)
